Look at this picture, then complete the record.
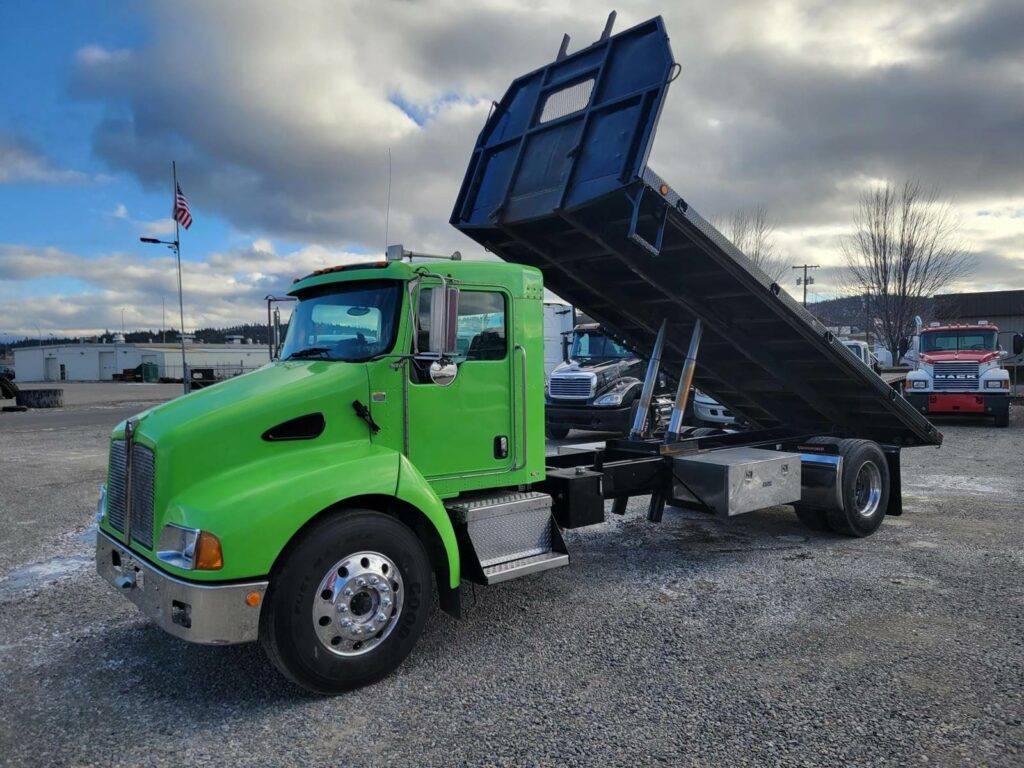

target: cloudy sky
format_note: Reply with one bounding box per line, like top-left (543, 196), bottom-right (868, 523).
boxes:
top-left (2, 0), bottom-right (1023, 339)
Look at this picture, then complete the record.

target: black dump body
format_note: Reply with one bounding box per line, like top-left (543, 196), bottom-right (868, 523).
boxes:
top-left (451, 15), bottom-right (940, 448)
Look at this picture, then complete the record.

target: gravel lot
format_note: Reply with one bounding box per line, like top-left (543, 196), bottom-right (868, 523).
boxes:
top-left (1, 385), bottom-right (1021, 766)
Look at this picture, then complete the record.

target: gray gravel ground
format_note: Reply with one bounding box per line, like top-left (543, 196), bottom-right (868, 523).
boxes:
top-left (1, 390), bottom-right (1022, 766)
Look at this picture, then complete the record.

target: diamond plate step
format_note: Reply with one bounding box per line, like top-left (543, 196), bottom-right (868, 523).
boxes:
top-left (447, 491), bottom-right (569, 585)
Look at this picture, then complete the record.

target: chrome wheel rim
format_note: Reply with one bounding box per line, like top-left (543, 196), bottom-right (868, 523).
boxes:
top-left (312, 551), bottom-right (403, 657)
top-left (854, 461), bottom-right (882, 519)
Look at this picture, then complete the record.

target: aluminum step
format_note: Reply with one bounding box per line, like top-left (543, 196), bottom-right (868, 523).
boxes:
top-left (447, 491), bottom-right (569, 585)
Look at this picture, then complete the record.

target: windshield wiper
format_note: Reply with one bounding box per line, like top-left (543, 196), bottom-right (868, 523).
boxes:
top-left (286, 346), bottom-right (331, 360)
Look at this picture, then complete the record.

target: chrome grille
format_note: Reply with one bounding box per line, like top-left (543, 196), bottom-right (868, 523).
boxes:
top-left (107, 440), bottom-right (128, 533)
top-left (548, 374), bottom-right (595, 400)
top-left (933, 362), bottom-right (980, 391)
top-left (130, 444), bottom-right (156, 549)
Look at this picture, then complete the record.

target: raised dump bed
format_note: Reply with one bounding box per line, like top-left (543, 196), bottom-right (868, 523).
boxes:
top-left (451, 15), bottom-right (941, 449)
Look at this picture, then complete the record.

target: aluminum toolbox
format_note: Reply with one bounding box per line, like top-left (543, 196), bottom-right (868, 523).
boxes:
top-left (670, 447), bottom-right (801, 516)
top-left (451, 15), bottom-right (942, 449)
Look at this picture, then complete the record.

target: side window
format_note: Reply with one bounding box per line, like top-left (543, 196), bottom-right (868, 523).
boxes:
top-left (409, 288), bottom-right (507, 383)
top-left (456, 292), bottom-right (506, 362)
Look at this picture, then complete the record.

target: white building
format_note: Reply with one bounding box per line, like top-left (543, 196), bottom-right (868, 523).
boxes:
top-left (13, 341), bottom-right (271, 382)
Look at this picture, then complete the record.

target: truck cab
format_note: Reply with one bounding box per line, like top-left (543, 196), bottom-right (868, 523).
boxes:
top-left (841, 339), bottom-right (881, 372)
top-left (96, 254), bottom-right (557, 692)
top-left (904, 321), bottom-right (1023, 427)
top-left (545, 323), bottom-right (653, 438)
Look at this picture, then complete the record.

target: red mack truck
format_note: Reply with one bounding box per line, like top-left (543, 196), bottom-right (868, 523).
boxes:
top-left (904, 319), bottom-right (1023, 427)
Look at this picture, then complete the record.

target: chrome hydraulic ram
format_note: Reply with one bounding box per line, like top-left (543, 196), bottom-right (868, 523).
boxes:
top-left (629, 319), bottom-right (668, 440)
top-left (665, 318), bottom-right (704, 442)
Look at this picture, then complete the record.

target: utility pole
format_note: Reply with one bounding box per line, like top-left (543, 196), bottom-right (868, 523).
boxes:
top-left (864, 292), bottom-right (871, 348)
top-left (121, 307), bottom-right (126, 337)
top-left (792, 264), bottom-right (819, 307)
top-left (162, 297), bottom-right (166, 343)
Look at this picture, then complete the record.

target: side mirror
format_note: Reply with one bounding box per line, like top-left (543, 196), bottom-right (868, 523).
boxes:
top-left (898, 337), bottom-right (910, 358)
top-left (429, 359), bottom-right (458, 386)
top-left (427, 284), bottom-right (460, 355)
top-left (561, 334), bottom-right (570, 363)
top-left (1014, 333), bottom-right (1024, 356)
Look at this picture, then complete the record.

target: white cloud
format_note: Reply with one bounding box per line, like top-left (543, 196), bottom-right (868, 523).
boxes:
top-left (0, 241), bottom-right (371, 337)
top-left (108, 204), bottom-right (176, 237)
top-left (0, 134), bottom-right (90, 185)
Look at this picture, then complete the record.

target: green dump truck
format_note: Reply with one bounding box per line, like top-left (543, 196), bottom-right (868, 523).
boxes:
top-left (96, 15), bottom-right (941, 693)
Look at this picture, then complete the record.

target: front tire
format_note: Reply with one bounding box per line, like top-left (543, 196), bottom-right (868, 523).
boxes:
top-left (995, 411), bottom-right (1009, 428)
top-left (260, 509), bottom-right (432, 694)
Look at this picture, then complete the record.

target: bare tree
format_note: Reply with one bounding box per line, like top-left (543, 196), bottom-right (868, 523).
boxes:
top-left (842, 180), bottom-right (973, 357)
top-left (723, 206), bottom-right (788, 283)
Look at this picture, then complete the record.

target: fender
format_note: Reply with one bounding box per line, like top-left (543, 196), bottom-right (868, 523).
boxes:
top-left (394, 454), bottom-right (460, 589)
top-left (154, 442), bottom-right (402, 581)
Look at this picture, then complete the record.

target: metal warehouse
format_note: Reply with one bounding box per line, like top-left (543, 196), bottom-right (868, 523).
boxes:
top-left (934, 289), bottom-right (1024, 337)
top-left (13, 341), bottom-right (269, 382)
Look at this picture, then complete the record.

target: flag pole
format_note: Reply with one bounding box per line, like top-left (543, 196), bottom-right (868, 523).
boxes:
top-left (173, 161), bottom-right (190, 394)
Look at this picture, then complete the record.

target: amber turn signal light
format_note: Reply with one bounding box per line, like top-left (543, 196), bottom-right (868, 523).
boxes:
top-left (245, 591), bottom-right (262, 607)
top-left (194, 531), bottom-right (224, 570)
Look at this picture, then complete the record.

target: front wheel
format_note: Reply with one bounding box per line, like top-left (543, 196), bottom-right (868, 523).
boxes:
top-left (260, 510), bottom-right (432, 694)
top-left (995, 411), bottom-right (1009, 428)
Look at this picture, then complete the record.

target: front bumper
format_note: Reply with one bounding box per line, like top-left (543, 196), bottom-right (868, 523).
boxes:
top-left (96, 531), bottom-right (267, 645)
top-left (546, 402), bottom-right (633, 433)
top-left (904, 391), bottom-right (1009, 417)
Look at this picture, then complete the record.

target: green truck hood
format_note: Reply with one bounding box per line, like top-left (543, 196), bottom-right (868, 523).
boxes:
top-left (109, 360), bottom-right (375, 551)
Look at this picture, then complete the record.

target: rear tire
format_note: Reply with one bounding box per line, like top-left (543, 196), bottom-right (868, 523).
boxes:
top-left (546, 425), bottom-right (570, 440)
top-left (260, 509), bottom-right (432, 694)
top-left (792, 437), bottom-right (889, 537)
top-left (825, 439), bottom-right (890, 537)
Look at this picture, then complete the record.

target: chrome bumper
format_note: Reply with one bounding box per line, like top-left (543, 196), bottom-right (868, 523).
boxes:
top-left (96, 531), bottom-right (268, 645)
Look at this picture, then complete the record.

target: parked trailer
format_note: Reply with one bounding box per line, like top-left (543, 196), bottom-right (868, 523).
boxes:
top-left (95, 14), bottom-right (941, 694)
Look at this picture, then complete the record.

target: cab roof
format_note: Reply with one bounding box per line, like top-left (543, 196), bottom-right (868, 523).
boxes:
top-left (288, 258), bottom-right (544, 300)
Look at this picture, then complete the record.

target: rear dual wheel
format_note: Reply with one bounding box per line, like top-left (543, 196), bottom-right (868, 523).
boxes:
top-left (794, 438), bottom-right (890, 537)
top-left (260, 510), bottom-right (431, 694)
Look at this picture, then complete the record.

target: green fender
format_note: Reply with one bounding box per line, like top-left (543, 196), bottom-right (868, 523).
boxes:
top-left (395, 454), bottom-right (460, 589)
top-left (153, 442), bottom-right (400, 581)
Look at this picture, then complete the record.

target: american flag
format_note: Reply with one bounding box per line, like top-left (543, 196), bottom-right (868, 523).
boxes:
top-left (173, 183), bottom-right (193, 230)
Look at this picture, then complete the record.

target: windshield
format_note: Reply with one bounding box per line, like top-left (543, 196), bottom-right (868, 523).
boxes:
top-left (280, 280), bottom-right (401, 361)
top-left (570, 329), bottom-right (631, 360)
top-left (920, 329), bottom-right (997, 353)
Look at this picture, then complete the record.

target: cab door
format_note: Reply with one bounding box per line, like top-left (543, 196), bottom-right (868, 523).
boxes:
top-left (406, 284), bottom-right (515, 483)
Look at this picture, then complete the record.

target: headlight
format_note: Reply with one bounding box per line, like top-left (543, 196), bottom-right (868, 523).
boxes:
top-left (985, 380), bottom-right (1008, 389)
top-left (911, 381), bottom-right (928, 389)
top-left (594, 392), bottom-right (624, 406)
top-left (157, 524), bottom-right (223, 570)
top-left (95, 484), bottom-right (107, 524)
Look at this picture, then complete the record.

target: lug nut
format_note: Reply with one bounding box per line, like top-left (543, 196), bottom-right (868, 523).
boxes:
top-left (381, 598), bottom-right (392, 608)
top-left (336, 603), bottom-right (348, 613)
top-left (356, 577), bottom-right (367, 587)
top-left (344, 588), bottom-right (354, 597)
top-left (369, 576), bottom-right (380, 586)
top-left (340, 618), bottom-right (351, 627)
top-left (376, 613), bottom-right (387, 623)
